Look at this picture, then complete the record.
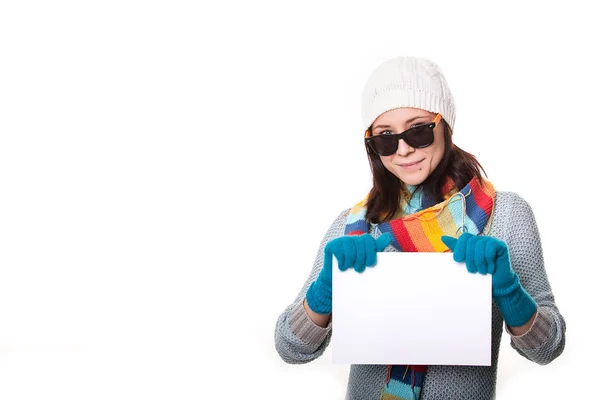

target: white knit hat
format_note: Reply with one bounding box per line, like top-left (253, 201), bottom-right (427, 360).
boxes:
top-left (361, 56), bottom-right (456, 132)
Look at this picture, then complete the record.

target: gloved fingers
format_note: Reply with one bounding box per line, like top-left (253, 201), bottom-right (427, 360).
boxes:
top-left (484, 239), bottom-right (498, 274)
top-left (341, 237), bottom-right (357, 271)
top-left (474, 237), bottom-right (488, 275)
top-left (376, 232), bottom-right (393, 251)
top-left (364, 234), bottom-right (377, 267)
top-left (463, 234), bottom-right (478, 273)
top-left (327, 233), bottom-right (391, 274)
top-left (323, 246), bottom-right (334, 273)
top-left (326, 240), bottom-right (347, 271)
top-left (354, 236), bottom-right (367, 273)
top-left (453, 232), bottom-right (471, 263)
top-left (495, 240), bottom-right (511, 270)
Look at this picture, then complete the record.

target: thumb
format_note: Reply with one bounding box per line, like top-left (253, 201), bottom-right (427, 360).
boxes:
top-left (441, 235), bottom-right (457, 251)
top-left (375, 232), bottom-right (393, 251)
top-left (322, 245), bottom-right (333, 273)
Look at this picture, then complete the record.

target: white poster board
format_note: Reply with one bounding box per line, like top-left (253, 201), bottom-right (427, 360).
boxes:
top-left (332, 252), bottom-right (491, 366)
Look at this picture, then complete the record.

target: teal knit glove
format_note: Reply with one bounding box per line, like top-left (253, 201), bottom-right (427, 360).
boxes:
top-left (441, 233), bottom-right (537, 327)
top-left (305, 233), bottom-right (393, 314)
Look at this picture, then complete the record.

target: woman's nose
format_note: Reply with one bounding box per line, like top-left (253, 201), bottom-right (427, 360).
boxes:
top-left (396, 138), bottom-right (414, 156)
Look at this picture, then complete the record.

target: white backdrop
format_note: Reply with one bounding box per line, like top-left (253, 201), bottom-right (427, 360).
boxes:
top-left (1, 1), bottom-right (598, 399)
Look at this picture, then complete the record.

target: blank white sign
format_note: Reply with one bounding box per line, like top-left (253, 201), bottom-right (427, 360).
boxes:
top-left (332, 252), bottom-right (491, 366)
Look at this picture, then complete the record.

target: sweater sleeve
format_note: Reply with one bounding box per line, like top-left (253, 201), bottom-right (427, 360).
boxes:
top-left (274, 209), bottom-right (348, 364)
top-left (499, 192), bottom-right (566, 365)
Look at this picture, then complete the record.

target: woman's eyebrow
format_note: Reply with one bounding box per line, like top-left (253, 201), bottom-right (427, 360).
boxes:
top-left (405, 115), bottom-right (430, 124)
top-left (373, 115), bottom-right (430, 131)
top-left (372, 124), bottom-right (393, 131)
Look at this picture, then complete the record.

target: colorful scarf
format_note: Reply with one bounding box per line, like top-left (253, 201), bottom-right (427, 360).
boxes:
top-left (343, 176), bottom-right (496, 400)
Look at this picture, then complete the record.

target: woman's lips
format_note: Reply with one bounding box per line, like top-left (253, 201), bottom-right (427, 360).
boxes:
top-left (398, 159), bottom-right (424, 170)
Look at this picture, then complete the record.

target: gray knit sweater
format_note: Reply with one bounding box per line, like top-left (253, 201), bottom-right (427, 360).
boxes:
top-left (274, 191), bottom-right (566, 399)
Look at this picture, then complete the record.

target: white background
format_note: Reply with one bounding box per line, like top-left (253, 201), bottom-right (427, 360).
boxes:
top-left (0, 1), bottom-right (598, 399)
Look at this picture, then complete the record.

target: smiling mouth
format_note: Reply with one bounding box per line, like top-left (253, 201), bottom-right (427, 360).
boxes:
top-left (398, 159), bottom-right (424, 167)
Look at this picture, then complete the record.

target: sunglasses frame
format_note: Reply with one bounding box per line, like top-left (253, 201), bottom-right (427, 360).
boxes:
top-left (365, 113), bottom-right (442, 156)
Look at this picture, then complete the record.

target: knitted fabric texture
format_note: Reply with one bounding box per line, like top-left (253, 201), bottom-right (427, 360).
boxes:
top-left (441, 233), bottom-right (538, 327)
top-left (361, 56), bottom-right (456, 131)
top-left (274, 191), bottom-right (566, 399)
top-left (305, 234), bottom-right (393, 314)
top-left (345, 177), bottom-right (495, 251)
top-left (343, 177), bottom-right (495, 399)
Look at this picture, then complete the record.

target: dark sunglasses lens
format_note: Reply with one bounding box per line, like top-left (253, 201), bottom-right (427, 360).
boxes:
top-left (367, 124), bottom-right (435, 155)
top-left (404, 125), bottom-right (434, 148)
top-left (369, 136), bottom-right (398, 156)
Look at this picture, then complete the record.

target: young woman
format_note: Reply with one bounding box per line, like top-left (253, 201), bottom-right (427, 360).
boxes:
top-left (274, 56), bottom-right (566, 399)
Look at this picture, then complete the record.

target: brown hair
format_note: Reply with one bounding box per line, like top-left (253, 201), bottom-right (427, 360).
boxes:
top-left (364, 121), bottom-right (486, 224)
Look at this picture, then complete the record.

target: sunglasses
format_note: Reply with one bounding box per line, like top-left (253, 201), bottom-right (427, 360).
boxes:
top-left (365, 114), bottom-right (442, 156)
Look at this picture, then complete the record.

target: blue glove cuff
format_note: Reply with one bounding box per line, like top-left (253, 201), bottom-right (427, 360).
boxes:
top-left (493, 276), bottom-right (537, 327)
top-left (305, 279), bottom-right (332, 315)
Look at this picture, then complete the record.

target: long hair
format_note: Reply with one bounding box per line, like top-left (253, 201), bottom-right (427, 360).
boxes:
top-left (364, 121), bottom-right (485, 224)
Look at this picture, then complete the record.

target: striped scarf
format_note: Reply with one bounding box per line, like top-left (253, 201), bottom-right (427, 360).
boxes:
top-left (343, 176), bottom-right (496, 400)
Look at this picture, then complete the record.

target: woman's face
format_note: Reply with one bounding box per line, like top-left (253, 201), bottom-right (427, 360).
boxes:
top-left (371, 107), bottom-right (445, 186)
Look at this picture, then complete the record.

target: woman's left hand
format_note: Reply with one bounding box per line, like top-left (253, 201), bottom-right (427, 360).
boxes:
top-left (440, 233), bottom-right (515, 290)
top-left (441, 233), bottom-right (537, 327)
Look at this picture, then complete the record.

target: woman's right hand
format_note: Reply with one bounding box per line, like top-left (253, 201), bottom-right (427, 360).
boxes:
top-left (305, 233), bottom-right (393, 315)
